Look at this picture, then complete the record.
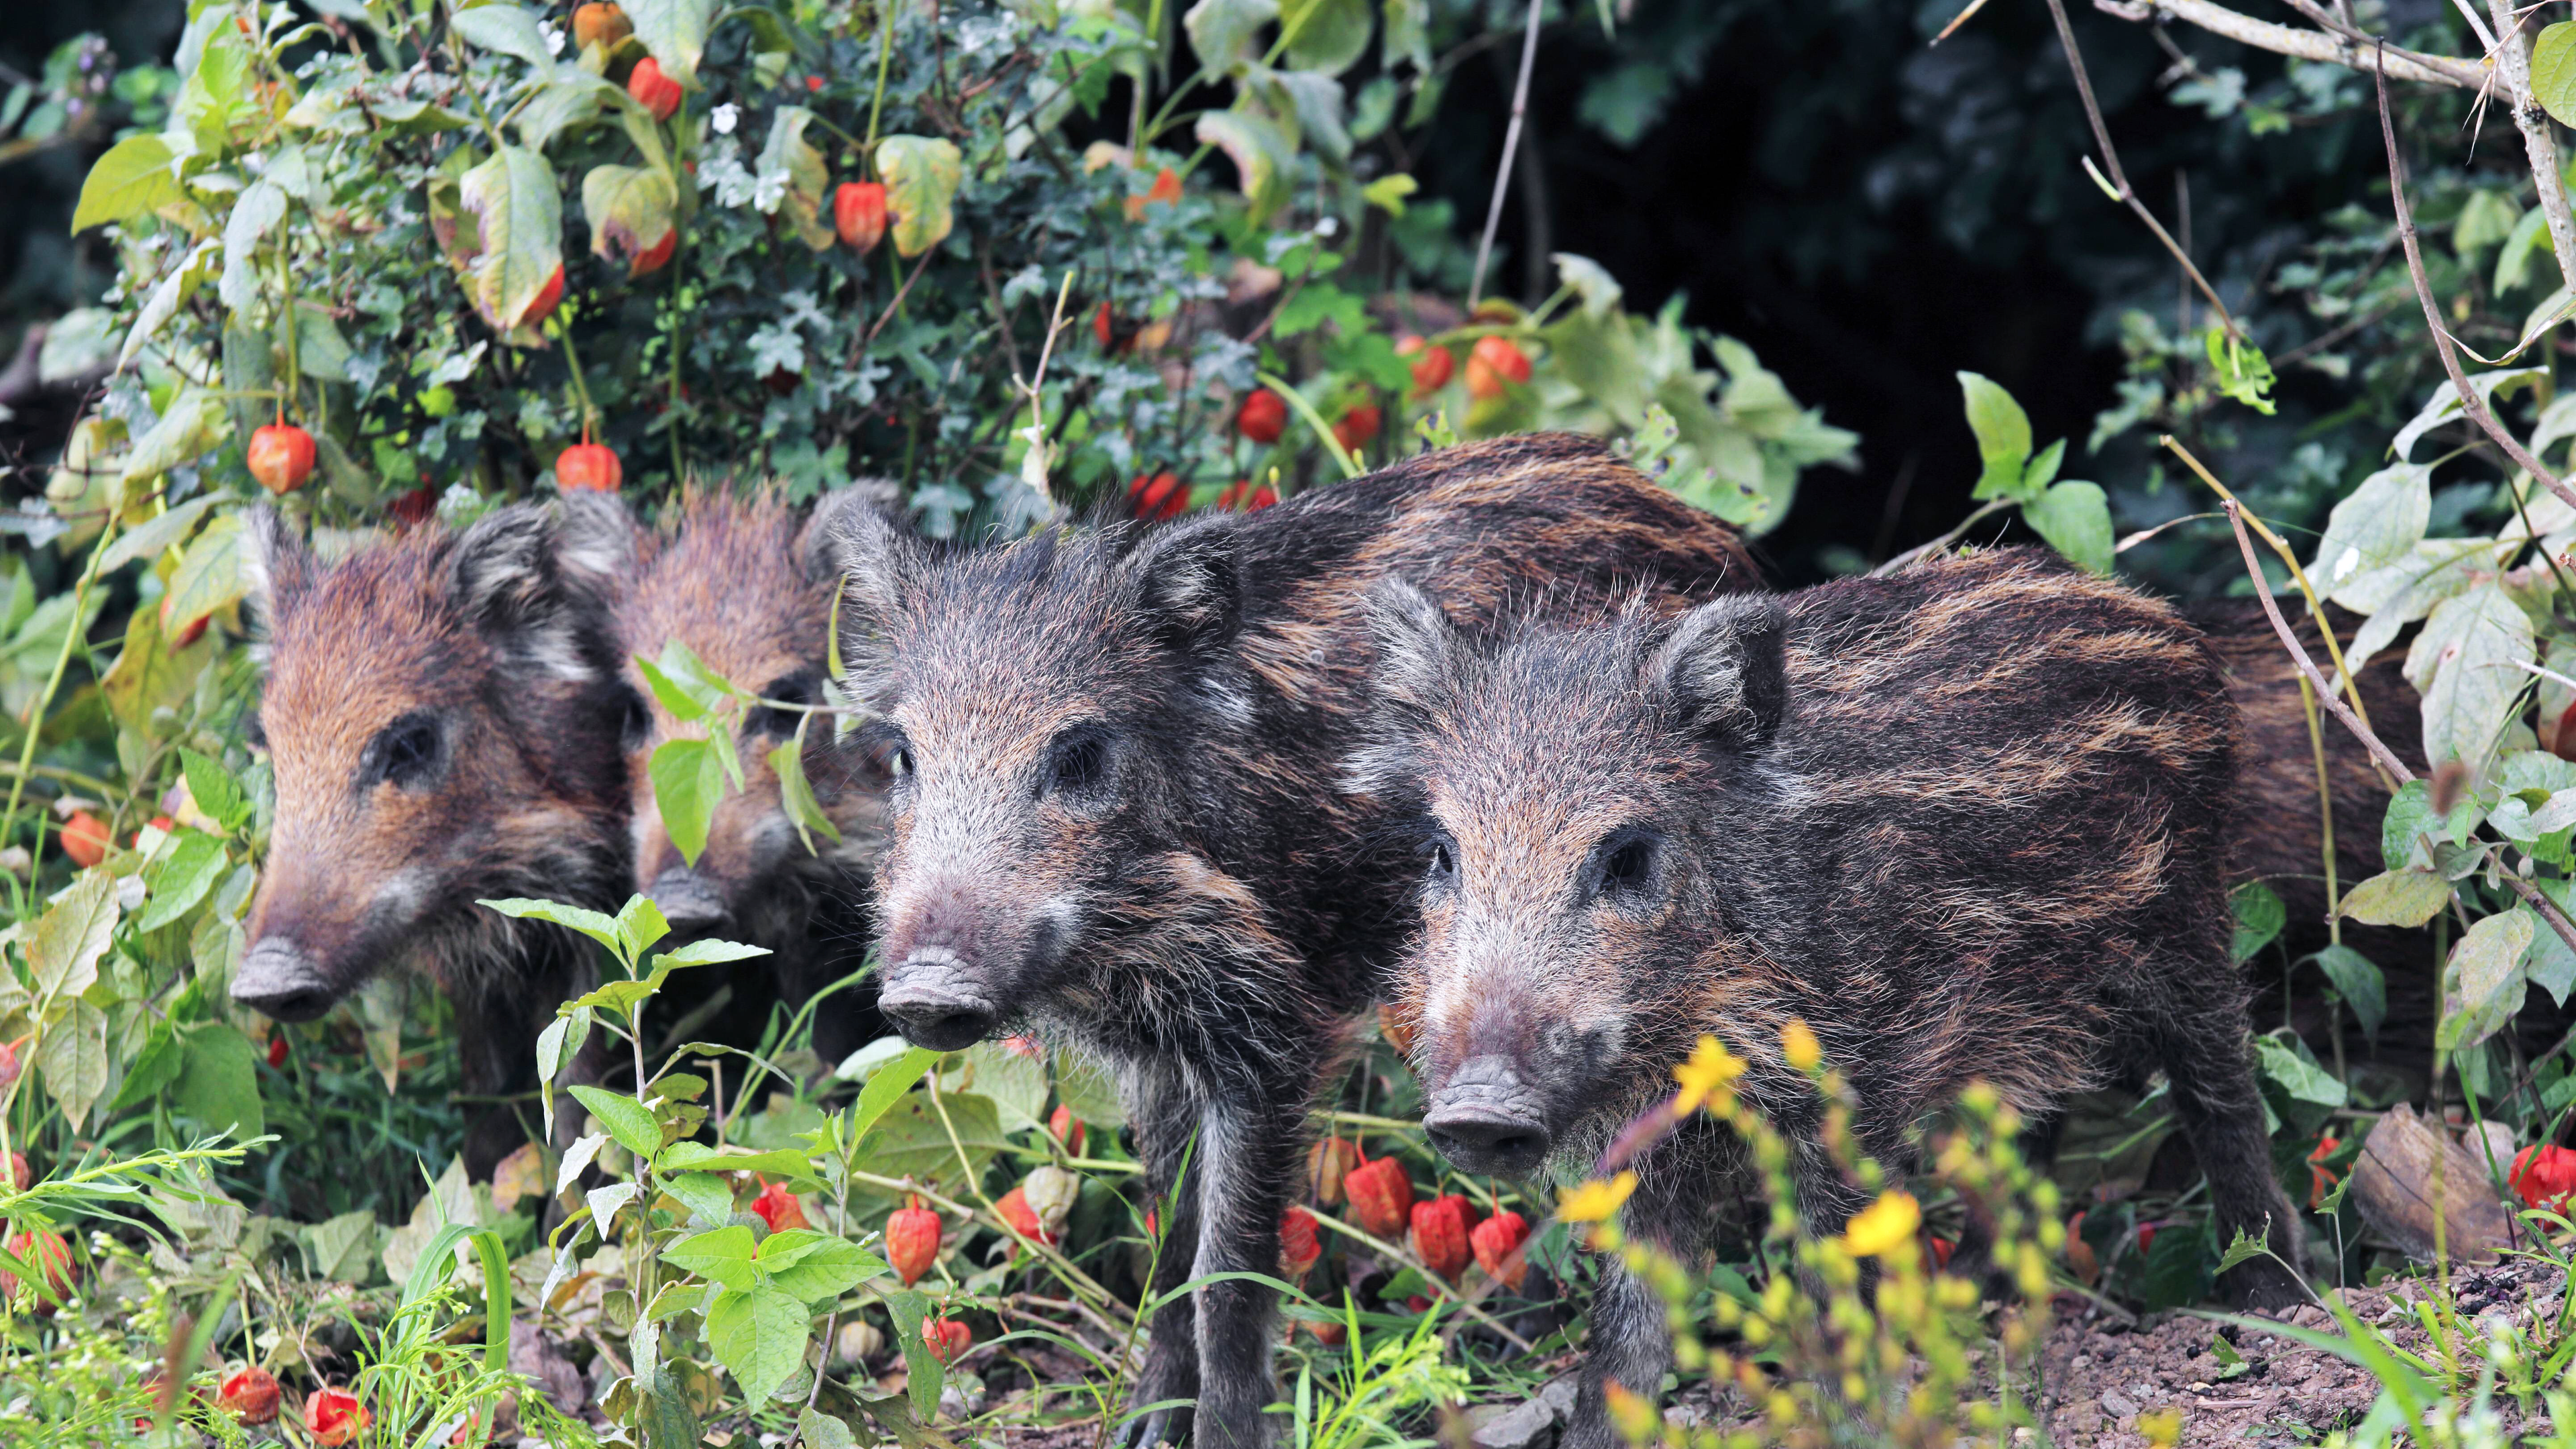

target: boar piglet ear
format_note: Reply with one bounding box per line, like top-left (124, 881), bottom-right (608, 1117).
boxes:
top-left (450, 504), bottom-right (597, 681)
top-left (1360, 578), bottom-right (1460, 718)
top-left (1650, 596), bottom-right (1788, 751)
top-left (241, 505), bottom-right (314, 625)
top-left (1130, 518), bottom-right (1241, 659)
top-left (802, 477), bottom-right (905, 585)
top-left (553, 490), bottom-right (641, 592)
top-left (827, 489), bottom-right (924, 631)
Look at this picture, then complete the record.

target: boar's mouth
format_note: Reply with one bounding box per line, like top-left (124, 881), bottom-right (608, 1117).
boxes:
top-left (1422, 1055), bottom-right (1554, 1177)
top-left (233, 938), bottom-right (341, 1022)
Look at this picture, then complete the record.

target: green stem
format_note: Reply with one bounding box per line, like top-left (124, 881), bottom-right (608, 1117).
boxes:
top-left (864, 0), bottom-right (898, 152)
top-left (556, 318), bottom-right (599, 439)
top-left (0, 513), bottom-right (121, 861)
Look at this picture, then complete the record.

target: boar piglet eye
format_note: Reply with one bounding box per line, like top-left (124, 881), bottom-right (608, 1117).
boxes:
top-left (1421, 832), bottom-right (1458, 888)
top-left (616, 686), bottom-right (652, 751)
top-left (1042, 724), bottom-right (1113, 801)
top-left (1582, 827), bottom-right (1661, 906)
top-left (855, 722), bottom-right (912, 784)
top-left (745, 672), bottom-right (817, 739)
top-left (364, 710), bottom-right (445, 790)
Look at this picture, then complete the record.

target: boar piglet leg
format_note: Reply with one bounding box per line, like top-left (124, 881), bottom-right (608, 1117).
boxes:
top-left (2148, 983), bottom-right (2307, 1307)
top-left (1566, 1144), bottom-right (1726, 1449)
top-left (1183, 1095), bottom-right (1302, 1449)
top-left (1120, 1061), bottom-right (1205, 1449)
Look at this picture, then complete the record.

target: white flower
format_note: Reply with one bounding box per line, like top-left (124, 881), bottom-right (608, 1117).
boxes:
top-left (712, 103), bottom-right (739, 136)
top-left (540, 21), bottom-right (566, 57)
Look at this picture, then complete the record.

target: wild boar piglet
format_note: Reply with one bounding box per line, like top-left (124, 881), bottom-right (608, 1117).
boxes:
top-left (1356, 548), bottom-right (2301, 1448)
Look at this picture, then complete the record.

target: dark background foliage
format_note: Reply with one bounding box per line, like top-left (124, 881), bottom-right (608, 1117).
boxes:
top-left (0, 0), bottom-right (2485, 586)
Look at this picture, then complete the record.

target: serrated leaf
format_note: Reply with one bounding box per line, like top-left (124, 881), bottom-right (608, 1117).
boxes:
top-left (876, 135), bottom-right (963, 258)
top-left (2214, 1226), bottom-right (2274, 1276)
top-left (137, 830), bottom-right (226, 932)
top-left (568, 1084), bottom-right (664, 1159)
top-left (706, 1282), bottom-right (812, 1405)
top-left (2338, 869), bottom-right (2452, 927)
top-left (2022, 480), bottom-right (2114, 575)
top-left (73, 133), bottom-right (182, 233)
top-left (28, 871), bottom-right (117, 1000)
top-left (458, 145), bottom-right (564, 335)
top-left (1957, 371), bottom-right (2034, 502)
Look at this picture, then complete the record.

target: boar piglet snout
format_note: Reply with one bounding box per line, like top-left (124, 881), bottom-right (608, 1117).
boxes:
top-left (1423, 1055), bottom-right (1552, 1174)
top-left (233, 938), bottom-right (337, 1022)
top-left (873, 872), bottom-right (1077, 1050)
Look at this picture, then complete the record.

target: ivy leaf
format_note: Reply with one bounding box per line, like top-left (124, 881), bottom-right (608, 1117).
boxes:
top-left (2337, 869), bottom-right (2451, 928)
top-left (2021, 480), bottom-right (2114, 576)
top-left (1955, 372), bottom-right (2034, 502)
top-left (73, 134), bottom-right (182, 233)
top-left (876, 136), bottom-right (963, 258)
top-left (27, 870), bottom-right (118, 1000)
top-left (458, 145), bottom-right (565, 335)
top-left (568, 1084), bottom-right (665, 1159)
top-left (704, 1282), bottom-right (814, 1404)
top-left (582, 163), bottom-right (678, 271)
top-left (649, 737), bottom-right (727, 867)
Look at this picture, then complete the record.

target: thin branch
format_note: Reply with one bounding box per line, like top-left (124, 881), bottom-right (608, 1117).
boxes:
top-left (2221, 500), bottom-right (2576, 965)
top-left (2094, 0), bottom-right (2482, 89)
top-left (1466, 0), bottom-right (1543, 311)
top-left (2485, 0), bottom-right (2576, 299)
top-left (2376, 51), bottom-right (2576, 517)
top-left (2044, 0), bottom-right (2245, 336)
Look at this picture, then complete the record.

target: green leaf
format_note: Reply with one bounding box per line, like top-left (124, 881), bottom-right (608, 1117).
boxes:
top-left (760, 109), bottom-right (835, 252)
top-left (647, 1283), bottom-right (708, 1322)
top-left (2021, 437), bottom-right (2065, 495)
top-left (1281, 0), bottom-right (1372, 74)
top-left (663, 1225), bottom-right (761, 1291)
top-left (657, 937), bottom-right (772, 968)
top-left (2306, 945), bottom-right (2387, 1043)
top-left (767, 1236), bottom-right (883, 1303)
top-left (616, 894), bottom-right (672, 961)
top-left (657, 1143), bottom-right (812, 1176)
top-left (798, 1409), bottom-right (859, 1449)
top-left (533, 1006), bottom-right (590, 1134)
top-left (1194, 105), bottom-right (1297, 223)
top-left (2383, 780), bottom-right (2434, 871)
top-left (109, 1027), bottom-right (185, 1113)
top-left (582, 162), bottom-right (679, 268)
top-left (156, 511), bottom-right (246, 635)
top-left (649, 737), bottom-right (727, 867)
top-left (568, 1084), bottom-right (665, 1159)
top-left (2526, 887), bottom-right (2576, 1008)
top-left (624, 0), bottom-right (715, 88)
top-left (27, 870), bottom-right (117, 1000)
top-left (876, 136), bottom-right (963, 258)
top-left (2021, 480), bottom-right (2114, 575)
top-left (659, 1173), bottom-right (735, 1225)
top-left (962, 1040), bottom-right (1050, 1134)
top-left (880, 1289), bottom-right (946, 1419)
top-left (705, 1283), bottom-right (813, 1404)
top-left (1956, 372), bottom-right (2035, 501)
top-left (38, 998), bottom-right (109, 1128)
top-left (1381, 0), bottom-right (1430, 72)
top-left (771, 739), bottom-right (843, 851)
top-left (100, 497), bottom-right (215, 574)
top-left (2253, 1034), bottom-right (2347, 1110)
top-left (2228, 880), bottom-right (2286, 965)
top-left (452, 3), bottom-right (551, 65)
top-left (2310, 463), bottom-right (2432, 595)
top-left (2536, 22), bottom-right (2576, 127)
top-left (457, 145), bottom-right (565, 335)
top-left (2440, 908), bottom-right (2536, 1051)
top-left (2205, 327), bottom-right (2277, 415)
top-left (2407, 583), bottom-right (2536, 769)
top-left (180, 749), bottom-right (252, 832)
top-left (855, 1091), bottom-right (1006, 1183)
top-left (480, 896), bottom-right (626, 953)
top-left (634, 651), bottom-right (714, 721)
top-left (137, 830), bottom-right (227, 932)
top-left (173, 1026), bottom-right (266, 1139)
top-left (2337, 869), bottom-right (2451, 928)
top-left (2213, 1226), bottom-right (2275, 1276)
top-left (850, 1046), bottom-right (940, 1144)
top-left (72, 134), bottom-right (182, 233)
top-left (123, 386), bottom-right (230, 485)
top-left (1186, 0), bottom-right (1278, 76)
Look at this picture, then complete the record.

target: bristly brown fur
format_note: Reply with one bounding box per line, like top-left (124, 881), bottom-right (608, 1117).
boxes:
top-left (1359, 547), bottom-right (2303, 1449)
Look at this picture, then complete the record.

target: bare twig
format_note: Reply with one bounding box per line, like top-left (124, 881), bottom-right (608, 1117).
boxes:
top-left (2092, 0), bottom-right (2479, 88)
top-left (1466, 0), bottom-right (1543, 310)
top-left (2043, 0), bottom-right (2244, 336)
top-left (2220, 500), bottom-right (2576, 965)
top-left (2376, 51), bottom-right (2576, 517)
top-left (2485, 0), bottom-right (2576, 297)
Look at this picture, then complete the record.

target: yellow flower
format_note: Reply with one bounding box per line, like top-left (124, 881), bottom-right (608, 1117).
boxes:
top-left (1838, 1189), bottom-right (1921, 1258)
top-left (1605, 1382), bottom-right (1660, 1443)
top-left (1557, 1171), bottom-right (1638, 1224)
top-left (1780, 1018), bottom-right (1821, 1073)
top-left (1672, 1034), bottom-right (1748, 1112)
top-left (2137, 1407), bottom-right (2184, 1448)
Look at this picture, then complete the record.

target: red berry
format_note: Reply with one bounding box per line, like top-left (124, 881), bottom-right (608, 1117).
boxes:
top-left (1464, 335), bottom-right (1532, 399)
top-left (171, 614), bottom-right (209, 647)
top-left (2512, 1143), bottom-right (2576, 1212)
top-left (1126, 472), bottom-right (1187, 522)
top-left (247, 423), bottom-right (317, 495)
top-left (1050, 1104), bottom-right (1085, 1157)
top-left (1410, 1194), bottom-right (1473, 1281)
top-left (388, 486), bottom-right (436, 527)
top-left (1342, 1153), bottom-right (1413, 1241)
top-left (1469, 1208), bottom-right (1529, 1289)
top-left (1308, 1138), bottom-right (1361, 1205)
top-left (523, 264), bottom-right (566, 327)
top-left (996, 1184), bottom-right (1057, 1246)
top-left (922, 1316), bottom-right (972, 1364)
top-left (752, 1181), bottom-right (810, 1233)
top-left (1216, 480), bottom-right (1277, 512)
top-left (1279, 1205), bottom-right (1322, 1282)
top-left (556, 442), bottom-right (623, 493)
top-left (305, 1385), bottom-right (370, 1447)
top-left (266, 1035), bottom-right (289, 1069)
top-left (885, 1202), bottom-right (941, 1286)
top-left (1236, 388), bottom-right (1287, 444)
top-left (1092, 301), bottom-right (1118, 350)
top-left (3, 1229), bottom-right (76, 1307)
top-left (806, 74), bottom-right (825, 92)
top-left (60, 811), bottom-right (109, 867)
top-left (218, 1366), bottom-right (282, 1425)
top-left (627, 56), bottom-right (682, 121)
top-left (1397, 335), bottom-right (1454, 395)
top-left (631, 227), bottom-right (677, 276)
top-left (1331, 403), bottom-right (1380, 454)
top-left (572, 3), bottom-right (631, 50)
top-left (834, 181), bottom-right (888, 254)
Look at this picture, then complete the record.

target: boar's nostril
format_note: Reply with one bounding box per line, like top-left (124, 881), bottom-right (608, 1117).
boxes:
top-left (645, 868), bottom-right (731, 934)
top-left (234, 939), bottom-right (339, 1023)
top-left (879, 952), bottom-right (1000, 1051)
top-left (1424, 1057), bottom-right (1552, 1175)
